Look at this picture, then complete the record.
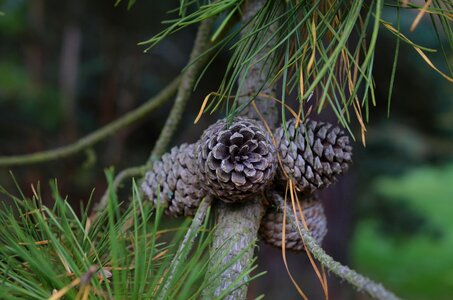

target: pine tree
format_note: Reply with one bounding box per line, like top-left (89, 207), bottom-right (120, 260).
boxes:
top-left (0, 0), bottom-right (452, 299)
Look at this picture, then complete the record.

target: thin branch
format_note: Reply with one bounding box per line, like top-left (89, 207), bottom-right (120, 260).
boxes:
top-left (157, 196), bottom-right (213, 299)
top-left (149, 18), bottom-right (215, 161)
top-left (0, 78), bottom-right (180, 167)
top-left (94, 164), bottom-right (148, 213)
top-left (273, 193), bottom-right (400, 300)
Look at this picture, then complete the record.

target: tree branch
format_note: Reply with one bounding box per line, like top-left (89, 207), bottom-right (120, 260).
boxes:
top-left (94, 164), bottom-right (148, 213)
top-left (203, 1), bottom-right (278, 299)
top-left (149, 18), bottom-right (215, 161)
top-left (0, 78), bottom-right (180, 167)
top-left (273, 193), bottom-right (400, 300)
top-left (202, 199), bottom-right (266, 300)
top-left (95, 18), bottom-right (215, 213)
top-left (157, 196), bottom-right (213, 299)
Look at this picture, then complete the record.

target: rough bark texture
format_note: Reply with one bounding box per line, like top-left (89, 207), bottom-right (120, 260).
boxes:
top-left (206, 199), bottom-right (265, 299)
top-left (157, 197), bottom-right (213, 299)
top-left (203, 0), bottom-right (278, 299)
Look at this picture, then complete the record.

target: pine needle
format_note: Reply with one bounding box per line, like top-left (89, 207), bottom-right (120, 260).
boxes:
top-left (281, 184), bottom-right (309, 300)
top-left (410, 0), bottom-right (433, 32)
top-left (290, 179), bottom-right (329, 299)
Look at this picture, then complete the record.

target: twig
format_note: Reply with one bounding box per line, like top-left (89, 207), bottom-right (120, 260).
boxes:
top-left (149, 18), bottom-right (215, 161)
top-left (0, 78), bottom-right (180, 167)
top-left (94, 164), bottom-right (148, 213)
top-left (273, 193), bottom-right (400, 300)
top-left (157, 196), bottom-right (213, 299)
top-left (203, 1), bottom-right (279, 299)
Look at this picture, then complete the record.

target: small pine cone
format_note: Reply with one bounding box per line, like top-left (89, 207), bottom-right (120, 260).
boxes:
top-left (141, 143), bottom-right (205, 217)
top-left (275, 118), bottom-right (352, 194)
top-left (197, 117), bottom-right (277, 203)
top-left (259, 195), bottom-right (327, 251)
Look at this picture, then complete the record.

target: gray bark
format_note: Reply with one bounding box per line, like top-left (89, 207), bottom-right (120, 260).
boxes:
top-left (204, 199), bottom-right (266, 300)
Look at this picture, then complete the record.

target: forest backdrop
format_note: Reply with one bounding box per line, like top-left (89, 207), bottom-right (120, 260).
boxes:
top-left (0, 0), bottom-right (452, 299)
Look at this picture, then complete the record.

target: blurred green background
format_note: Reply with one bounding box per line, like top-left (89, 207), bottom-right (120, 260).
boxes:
top-left (0, 1), bottom-right (452, 299)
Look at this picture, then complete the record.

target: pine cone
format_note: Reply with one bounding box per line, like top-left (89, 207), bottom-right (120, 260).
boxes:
top-left (197, 117), bottom-right (277, 203)
top-left (259, 194), bottom-right (327, 251)
top-left (275, 118), bottom-right (352, 194)
top-left (141, 143), bottom-right (205, 217)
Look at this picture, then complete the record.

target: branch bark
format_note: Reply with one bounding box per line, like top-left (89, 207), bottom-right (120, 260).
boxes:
top-left (0, 77), bottom-right (180, 167)
top-left (273, 194), bottom-right (400, 300)
top-left (157, 196), bottom-right (213, 299)
top-left (203, 1), bottom-right (278, 299)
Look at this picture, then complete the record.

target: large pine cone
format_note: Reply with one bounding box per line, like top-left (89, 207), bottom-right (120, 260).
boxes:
top-left (197, 117), bottom-right (277, 203)
top-left (275, 119), bottom-right (352, 194)
top-left (141, 143), bottom-right (205, 217)
top-left (259, 194), bottom-right (327, 251)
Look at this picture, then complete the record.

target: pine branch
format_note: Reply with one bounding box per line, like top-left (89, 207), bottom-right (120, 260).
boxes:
top-left (157, 196), bottom-right (213, 299)
top-left (202, 1), bottom-right (278, 299)
top-left (273, 193), bottom-right (401, 300)
top-left (95, 18), bottom-right (215, 214)
top-left (94, 164), bottom-right (147, 213)
top-left (149, 18), bottom-right (215, 161)
top-left (202, 199), bottom-right (266, 300)
top-left (0, 78), bottom-right (180, 167)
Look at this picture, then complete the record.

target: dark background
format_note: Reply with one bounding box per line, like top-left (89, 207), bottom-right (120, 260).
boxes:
top-left (1, 1), bottom-right (452, 299)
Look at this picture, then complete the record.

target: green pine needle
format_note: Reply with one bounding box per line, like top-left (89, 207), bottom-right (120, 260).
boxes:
top-left (0, 171), bottom-right (258, 299)
top-left (138, 0), bottom-right (452, 141)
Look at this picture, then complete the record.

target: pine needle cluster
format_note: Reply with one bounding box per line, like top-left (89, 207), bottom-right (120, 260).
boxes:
top-left (0, 172), bottom-right (259, 300)
top-left (138, 0), bottom-right (452, 141)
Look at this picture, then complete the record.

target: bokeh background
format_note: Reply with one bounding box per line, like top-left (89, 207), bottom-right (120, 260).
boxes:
top-left (1, 1), bottom-right (452, 299)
